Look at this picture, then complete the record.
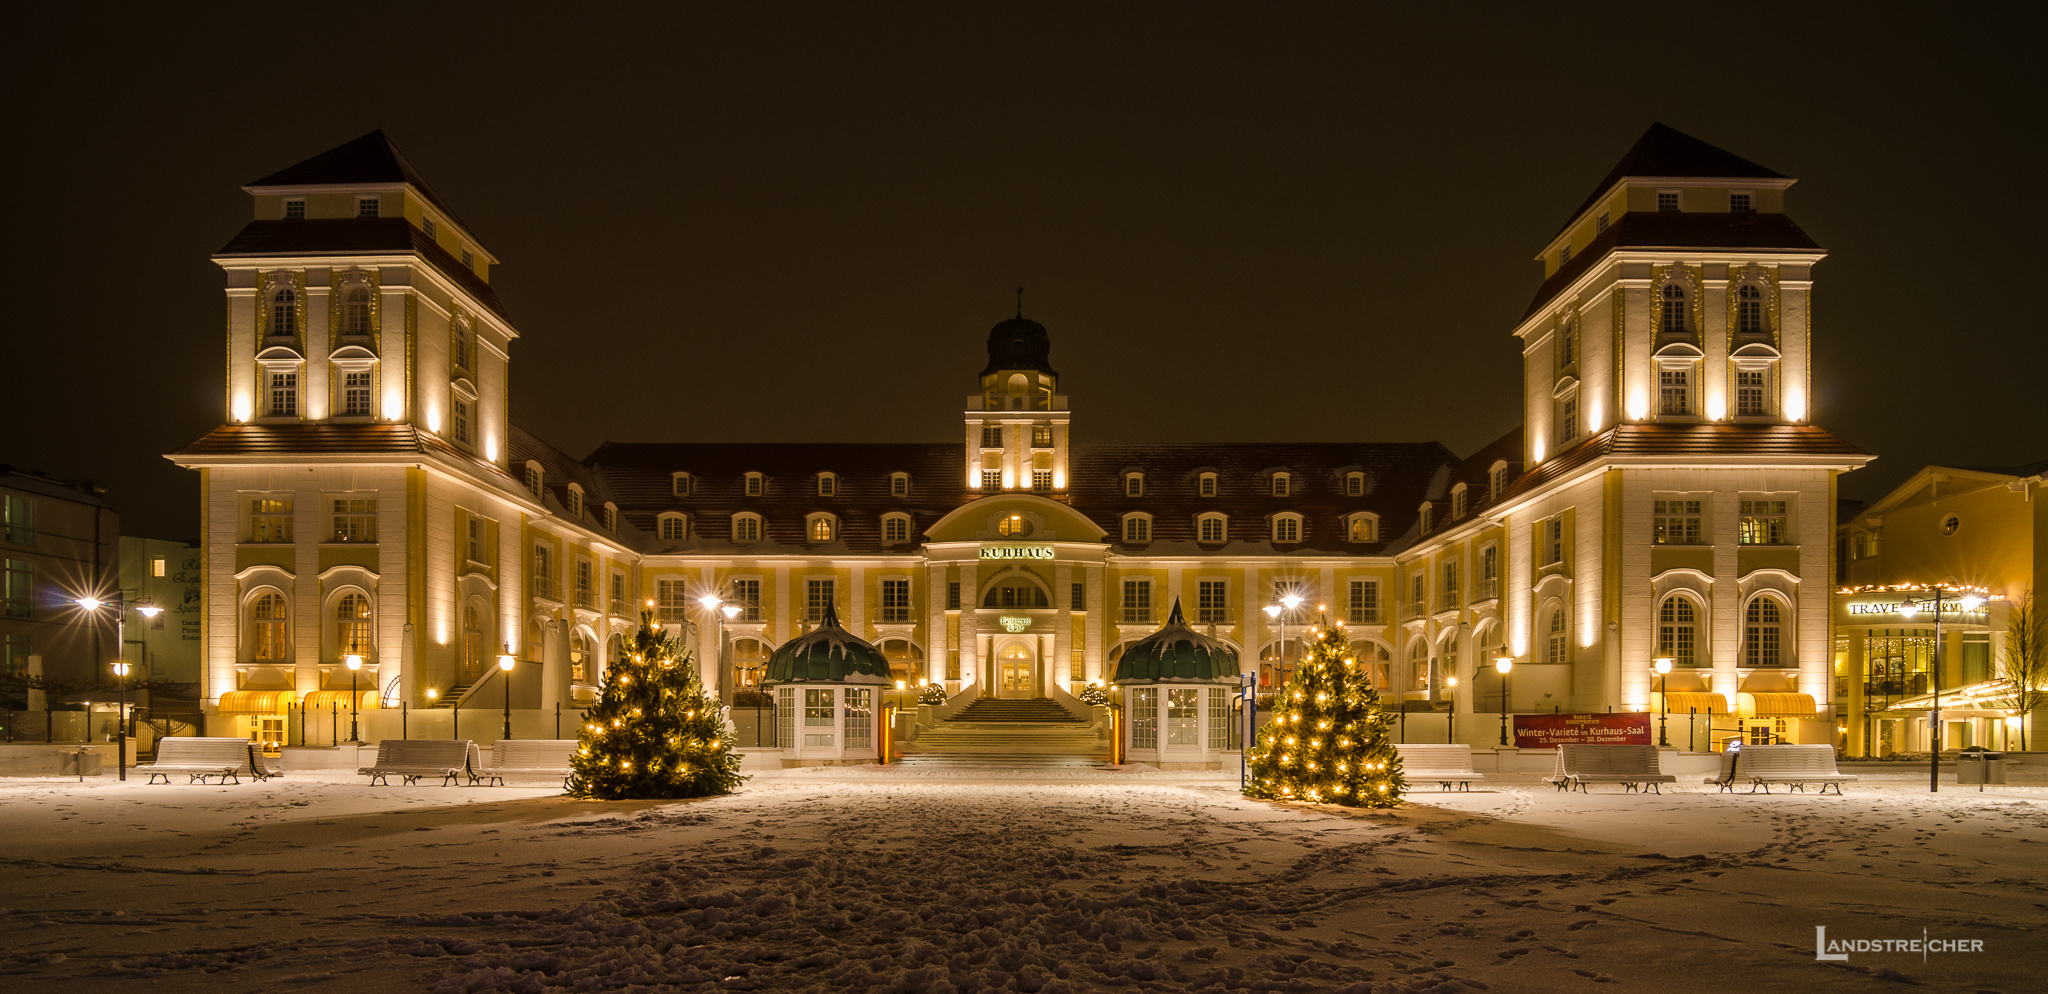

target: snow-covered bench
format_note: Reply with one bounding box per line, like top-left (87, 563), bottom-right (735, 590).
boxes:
top-left (1729, 744), bottom-right (1857, 794)
top-left (141, 737), bottom-right (254, 784)
top-left (473, 739), bottom-right (579, 787)
top-left (358, 739), bottom-right (472, 786)
top-left (1702, 749), bottom-right (1742, 792)
top-left (1545, 744), bottom-right (1676, 794)
top-left (1395, 743), bottom-right (1482, 791)
top-left (247, 744), bottom-right (284, 781)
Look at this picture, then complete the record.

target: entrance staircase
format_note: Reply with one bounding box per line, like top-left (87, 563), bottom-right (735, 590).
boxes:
top-left (902, 696), bottom-right (1105, 757)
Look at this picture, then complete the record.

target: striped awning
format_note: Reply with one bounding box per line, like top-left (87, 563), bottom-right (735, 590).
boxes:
top-left (1738, 692), bottom-right (1818, 717)
top-left (1654, 692), bottom-right (1728, 714)
top-left (301, 690), bottom-right (379, 711)
top-left (215, 690), bottom-right (296, 714)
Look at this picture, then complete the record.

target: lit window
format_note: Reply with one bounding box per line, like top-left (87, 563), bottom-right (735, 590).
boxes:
top-left (1659, 369), bottom-right (1691, 415)
top-left (1738, 499), bottom-right (1788, 544)
top-left (331, 498), bottom-right (375, 542)
top-left (1652, 499), bottom-right (1702, 544)
top-left (335, 592), bottom-right (371, 657)
top-left (1657, 191), bottom-right (1679, 212)
top-left (252, 592), bottom-right (289, 661)
top-left (1659, 597), bottom-right (1697, 667)
top-left (1745, 598), bottom-right (1784, 666)
top-left (250, 499), bottom-right (293, 543)
top-left (809, 516), bottom-right (835, 542)
top-left (1032, 425), bottom-right (1052, 447)
top-left (342, 371), bottom-right (372, 416)
top-left (1347, 514), bottom-right (1375, 543)
top-left (997, 514), bottom-right (1032, 538)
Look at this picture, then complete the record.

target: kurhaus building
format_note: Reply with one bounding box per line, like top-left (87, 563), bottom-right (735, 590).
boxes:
top-left (170, 125), bottom-right (1872, 749)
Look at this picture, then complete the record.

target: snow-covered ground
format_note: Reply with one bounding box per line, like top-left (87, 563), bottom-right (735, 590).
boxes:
top-left (0, 764), bottom-right (2042, 993)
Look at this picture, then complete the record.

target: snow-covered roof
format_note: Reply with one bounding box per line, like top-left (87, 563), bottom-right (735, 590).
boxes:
top-left (764, 603), bottom-right (894, 685)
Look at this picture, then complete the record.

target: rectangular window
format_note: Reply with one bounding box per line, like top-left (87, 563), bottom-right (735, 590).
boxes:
top-left (745, 474), bottom-right (764, 496)
top-left (1196, 579), bottom-right (1229, 623)
top-left (1546, 517), bottom-right (1564, 566)
top-left (1559, 245), bottom-right (1571, 266)
top-left (1478, 546), bottom-right (1497, 599)
top-left (805, 687), bottom-right (834, 727)
top-left (1736, 369), bottom-right (1766, 416)
top-left (1071, 581), bottom-right (1085, 612)
top-left (2, 559), bottom-right (31, 620)
top-left (657, 578), bottom-right (687, 623)
top-left (575, 559), bottom-right (593, 597)
top-left (250, 499), bottom-right (293, 543)
top-left (1657, 191), bottom-right (1680, 212)
top-left (807, 578), bottom-right (835, 621)
top-left (1558, 394), bottom-right (1578, 445)
top-left (1167, 687), bottom-right (1200, 746)
top-left (461, 250), bottom-right (474, 268)
top-left (844, 688), bottom-right (872, 748)
top-left (1032, 425), bottom-right (1052, 447)
top-left (981, 425), bottom-right (1002, 448)
top-left (1124, 517), bottom-right (1149, 543)
top-left (1596, 210), bottom-right (1610, 232)
top-left (1411, 572), bottom-right (1426, 616)
top-left (1652, 498), bottom-right (1703, 545)
top-left (341, 371), bottom-right (372, 416)
top-left (1451, 488), bottom-right (1467, 520)
top-left (1345, 474), bottom-right (1363, 496)
top-left (331, 498), bottom-right (376, 543)
top-left (1125, 475), bottom-right (1143, 497)
top-left (1122, 579), bottom-right (1152, 624)
top-left (732, 578), bottom-right (762, 622)
top-left (2, 633), bottom-right (30, 677)
top-left (451, 398), bottom-right (471, 446)
top-left (1739, 499), bottom-right (1789, 545)
top-left (982, 470), bottom-right (1002, 491)
top-left (1659, 369), bottom-right (1690, 415)
top-left (672, 475), bottom-right (691, 497)
top-left (357, 197), bottom-right (380, 218)
top-left (817, 474), bottom-right (835, 496)
top-left (1199, 475), bottom-right (1216, 497)
top-left (1730, 191), bottom-right (1752, 213)
top-left (466, 518), bottom-right (483, 562)
top-left (891, 475), bottom-right (909, 497)
top-left (880, 578), bottom-right (912, 623)
top-left (1032, 470), bottom-right (1052, 492)
top-left (1442, 561), bottom-right (1459, 601)
top-left (1131, 687), bottom-right (1159, 750)
top-left (268, 371), bottom-right (297, 416)
top-left (1208, 687), bottom-right (1228, 750)
top-left (423, 218), bottom-right (437, 239)
top-left (1271, 475), bottom-right (1289, 497)
top-left (283, 198), bottom-right (305, 219)
top-left (610, 572), bottom-right (626, 614)
top-left (2, 495), bottom-right (33, 545)
top-left (776, 687), bottom-right (794, 748)
top-left (947, 581), bottom-right (961, 610)
top-left (1348, 579), bottom-right (1378, 624)
top-left (151, 557), bottom-right (166, 578)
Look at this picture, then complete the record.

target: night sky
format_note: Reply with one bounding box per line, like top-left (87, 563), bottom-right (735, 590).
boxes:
top-left (9, 7), bottom-right (2042, 541)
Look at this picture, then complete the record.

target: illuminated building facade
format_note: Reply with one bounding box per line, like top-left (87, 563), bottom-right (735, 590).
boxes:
top-left (171, 125), bottom-right (1874, 749)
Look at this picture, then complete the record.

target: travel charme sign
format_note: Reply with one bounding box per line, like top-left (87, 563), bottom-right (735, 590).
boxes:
top-left (979, 544), bottom-right (1055, 561)
top-left (1840, 591), bottom-right (1989, 623)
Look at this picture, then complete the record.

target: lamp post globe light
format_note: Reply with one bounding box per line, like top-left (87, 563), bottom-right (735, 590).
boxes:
top-left (1445, 675), bottom-right (1457, 743)
top-left (1262, 591), bottom-right (1305, 691)
top-left (1897, 587), bottom-right (1985, 793)
top-left (1653, 657), bottom-right (1674, 747)
top-left (498, 645), bottom-right (517, 741)
top-left (77, 595), bottom-right (161, 782)
top-left (344, 645), bottom-right (364, 744)
top-left (111, 660), bottom-right (131, 781)
top-left (1493, 656), bottom-right (1514, 747)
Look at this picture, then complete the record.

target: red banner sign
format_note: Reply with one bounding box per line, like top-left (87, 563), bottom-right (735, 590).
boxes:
top-left (1513, 713), bottom-right (1652, 749)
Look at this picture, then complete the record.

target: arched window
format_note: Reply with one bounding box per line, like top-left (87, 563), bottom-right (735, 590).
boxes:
top-left (334, 592), bottom-right (371, 658)
top-left (882, 513), bottom-right (912, 544)
top-left (1557, 315), bottom-right (1576, 366)
top-left (658, 513), bottom-right (688, 541)
top-left (566, 484), bottom-right (584, 519)
top-left (251, 592), bottom-right (288, 662)
top-left (732, 513), bottom-right (761, 543)
top-left (270, 286), bottom-right (296, 336)
top-left (570, 630), bottom-right (591, 683)
top-left (451, 319), bottom-right (473, 371)
top-left (817, 472), bottom-right (837, 497)
top-left (1124, 472), bottom-right (1144, 497)
top-left (1122, 513), bottom-right (1151, 544)
top-left (1344, 472), bottom-right (1367, 496)
top-left (1737, 284), bottom-right (1764, 335)
top-left (877, 638), bottom-right (924, 684)
top-left (461, 602), bottom-right (486, 680)
top-left (1197, 513), bottom-right (1227, 544)
top-left (1346, 513), bottom-right (1377, 543)
top-left (1546, 606), bottom-right (1569, 663)
top-left (342, 286), bottom-right (372, 336)
top-left (1408, 639), bottom-right (1430, 693)
top-left (1657, 595), bottom-right (1698, 667)
top-left (671, 473), bottom-right (692, 497)
top-left (982, 576), bottom-right (1050, 608)
top-left (1198, 472), bottom-right (1218, 497)
top-left (731, 637), bottom-right (771, 688)
top-left (996, 513), bottom-right (1033, 538)
top-left (1661, 283), bottom-right (1687, 335)
top-left (1450, 484), bottom-right (1468, 520)
top-left (1271, 513), bottom-right (1302, 544)
top-left (807, 513), bottom-right (836, 542)
top-left (1271, 473), bottom-right (1291, 497)
top-left (890, 473), bottom-right (911, 497)
top-left (1745, 597), bottom-right (1785, 667)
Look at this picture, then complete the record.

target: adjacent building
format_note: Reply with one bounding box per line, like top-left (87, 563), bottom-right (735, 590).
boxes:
top-left (1, 466), bottom-right (121, 701)
top-left (169, 124), bottom-right (1873, 750)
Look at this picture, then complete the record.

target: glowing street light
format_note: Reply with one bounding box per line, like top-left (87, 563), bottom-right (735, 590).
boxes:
top-left (1494, 657), bottom-right (1514, 747)
top-left (344, 644), bottom-right (364, 744)
top-left (1263, 591), bottom-right (1307, 690)
top-left (1653, 657), bottom-right (1674, 747)
top-left (498, 645), bottom-right (517, 741)
top-left (1898, 586), bottom-right (1984, 793)
top-left (1445, 675), bottom-right (1458, 743)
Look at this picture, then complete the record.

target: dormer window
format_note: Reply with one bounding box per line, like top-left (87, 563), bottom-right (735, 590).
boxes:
top-left (566, 484), bottom-right (584, 519)
top-left (461, 250), bottom-right (474, 268)
top-left (524, 462), bottom-right (543, 497)
top-left (423, 218), bottom-right (437, 240)
top-left (1124, 473), bottom-right (1143, 497)
top-left (732, 513), bottom-right (761, 543)
top-left (671, 473), bottom-right (692, 497)
top-left (817, 473), bottom-right (837, 497)
top-left (1197, 512), bottom-right (1227, 544)
top-left (1198, 472), bottom-right (1217, 497)
top-left (744, 472), bottom-right (764, 496)
top-left (1657, 191), bottom-right (1679, 212)
top-left (658, 512), bottom-right (688, 541)
top-left (1345, 512), bottom-right (1378, 543)
top-left (283, 198), bottom-right (306, 219)
top-left (882, 512), bottom-right (913, 543)
top-left (1343, 472), bottom-right (1366, 497)
top-left (1450, 484), bottom-right (1468, 520)
top-left (890, 472), bottom-right (911, 497)
top-left (1121, 513), bottom-right (1151, 545)
top-left (1271, 513), bottom-right (1303, 544)
top-left (1419, 504), bottom-right (1434, 535)
top-left (1271, 473), bottom-right (1291, 497)
top-left (603, 503), bottom-right (618, 532)
top-left (356, 196), bottom-right (380, 218)
top-left (1489, 461), bottom-right (1509, 500)
top-left (807, 513), bottom-right (838, 542)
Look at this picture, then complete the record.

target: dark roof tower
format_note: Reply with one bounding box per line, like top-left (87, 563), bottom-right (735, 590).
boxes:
top-left (980, 299), bottom-right (1057, 378)
top-left (1556, 123), bottom-right (1787, 236)
top-left (247, 130), bottom-right (476, 234)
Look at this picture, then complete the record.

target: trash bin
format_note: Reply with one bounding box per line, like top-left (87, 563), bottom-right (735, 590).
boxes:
top-left (1956, 751), bottom-right (2007, 786)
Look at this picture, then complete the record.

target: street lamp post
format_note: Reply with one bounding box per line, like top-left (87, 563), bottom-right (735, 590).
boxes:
top-left (77, 595), bottom-right (160, 782)
top-left (1899, 587), bottom-right (1984, 794)
top-left (699, 592), bottom-right (742, 698)
top-left (344, 643), bottom-right (364, 744)
top-left (1262, 592), bottom-right (1305, 691)
top-left (1653, 657), bottom-right (1673, 747)
top-left (1494, 656), bottom-right (1514, 747)
top-left (111, 660), bottom-right (131, 781)
top-left (497, 645), bottom-right (516, 741)
top-left (1445, 675), bottom-right (1457, 743)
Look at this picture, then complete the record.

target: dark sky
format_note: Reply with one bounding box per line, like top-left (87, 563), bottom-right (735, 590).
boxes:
top-left (8, 6), bottom-right (2043, 540)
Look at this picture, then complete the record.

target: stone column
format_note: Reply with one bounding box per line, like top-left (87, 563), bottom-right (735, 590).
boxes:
top-left (541, 617), bottom-right (568, 712)
top-left (1054, 561), bottom-right (1073, 687)
top-left (959, 562), bottom-right (980, 687)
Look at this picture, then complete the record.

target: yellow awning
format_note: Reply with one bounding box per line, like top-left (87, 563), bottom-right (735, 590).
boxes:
top-left (1738, 692), bottom-right (1818, 717)
top-left (1654, 692), bottom-right (1728, 714)
top-left (301, 690), bottom-right (379, 711)
top-left (216, 690), bottom-right (296, 714)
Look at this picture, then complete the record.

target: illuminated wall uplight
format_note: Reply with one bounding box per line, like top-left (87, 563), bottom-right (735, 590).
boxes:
top-left (1705, 393), bottom-right (1727, 422)
top-left (1784, 386), bottom-right (1807, 422)
top-left (425, 403), bottom-right (442, 433)
top-left (384, 392), bottom-right (404, 420)
top-left (232, 393), bottom-right (252, 423)
top-left (1532, 437), bottom-right (1546, 464)
top-left (1625, 388), bottom-right (1648, 421)
top-left (484, 436), bottom-right (499, 462)
top-left (1587, 397), bottom-right (1602, 434)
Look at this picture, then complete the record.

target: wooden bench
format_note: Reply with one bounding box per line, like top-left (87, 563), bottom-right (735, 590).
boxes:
top-left (1544, 744), bottom-right (1677, 794)
top-left (473, 739), bottom-right (580, 787)
top-left (1730, 744), bottom-right (1857, 794)
top-left (140, 737), bottom-right (255, 784)
top-left (246, 744), bottom-right (284, 781)
top-left (358, 739), bottom-right (473, 786)
top-left (1702, 749), bottom-right (1743, 792)
top-left (1395, 743), bottom-right (1483, 791)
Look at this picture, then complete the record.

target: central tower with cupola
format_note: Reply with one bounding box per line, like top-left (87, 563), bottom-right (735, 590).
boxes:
top-left (965, 306), bottom-right (1070, 496)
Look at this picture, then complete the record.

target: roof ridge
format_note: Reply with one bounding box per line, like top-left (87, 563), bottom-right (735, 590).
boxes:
top-left (1552, 123), bottom-right (1788, 241)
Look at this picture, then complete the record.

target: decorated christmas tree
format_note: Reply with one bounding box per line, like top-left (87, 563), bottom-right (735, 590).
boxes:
top-left (566, 608), bottom-right (746, 800)
top-left (1244, 618), bottom-right (1405, 807)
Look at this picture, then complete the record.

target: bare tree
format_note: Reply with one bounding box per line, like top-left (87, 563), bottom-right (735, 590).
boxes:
top-left (2006, 587), bottom-right (2046, 752)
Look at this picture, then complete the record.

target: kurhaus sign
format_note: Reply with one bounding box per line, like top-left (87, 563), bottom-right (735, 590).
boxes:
top-left (980, 544), bottom-right (1055, 561)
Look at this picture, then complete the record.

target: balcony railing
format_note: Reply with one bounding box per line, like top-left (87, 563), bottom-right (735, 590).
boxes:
top-left (573, 588), bottom-right (597, 610)
top-left (1406, 603), bottom-right (1428, 620)
top-left (532, 580), bottom-right (561, 602)
top-left (608, 598), bottom-right (627, 616)
top-left (1471, 578), bottom-right (1499, 602)
top-left (1122, 610), bottom-right (1153, 625)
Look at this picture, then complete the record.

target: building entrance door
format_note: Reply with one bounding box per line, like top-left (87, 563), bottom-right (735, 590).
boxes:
top-left (998, 643), bottom-right (1037, 699)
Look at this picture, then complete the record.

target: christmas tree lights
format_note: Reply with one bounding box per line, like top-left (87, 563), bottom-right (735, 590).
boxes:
top-left (566, 608), bottom-right (747, 800)
top-left (1244, 618), bottom-right (1405, 807)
